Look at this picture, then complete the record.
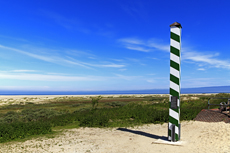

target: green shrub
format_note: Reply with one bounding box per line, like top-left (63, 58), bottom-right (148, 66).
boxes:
top-left (91, 96), bottom-right (102, 109)
top-left (0, 121), bottom-right (52, 143)
top-left (215, 93), bottom-right (230, 98)
top-left (20, 108), bottom-right (64, 122)
top-left (2, 111), bottom-right (20, 123)
top-left (199, 97), bottom-right (211, 100)
top-left (71, 104), bottom-right (82, 107)
top-left (180, 107), bottom-right (203, 120)
top-left (105, 101), bottom-right (127, 107)
top-left (149, 97), bottom-right (166, 101)
top-left (73, 108), bottom-right (91, 113)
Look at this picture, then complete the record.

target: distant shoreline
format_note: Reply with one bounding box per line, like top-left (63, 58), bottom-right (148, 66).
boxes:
top-left (0, 93), bottom-right (219, 106)
top-left (0, 93), bottom-right (219, 99)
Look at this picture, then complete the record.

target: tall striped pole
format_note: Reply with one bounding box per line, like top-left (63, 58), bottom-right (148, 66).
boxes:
top-left (168, 22), bottom-right (182, 142)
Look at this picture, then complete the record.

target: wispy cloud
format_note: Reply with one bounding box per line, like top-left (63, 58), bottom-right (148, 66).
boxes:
top-left (0, 44), bottom-right (126, 69)
top-left (0, 71), bottom-right (144, 83)
top-left (109, 58), bottom-right (124, 62)
top-left (114, 74), bottom-right (141, 81)
top-left (148, 57), bottom-right (159, 60)
top-left (147, 41), bottom-right (169, 52)
top-left (0, 35), bottom-right (28, 42)
top-left (99, 64), bottom-right (125, 68)
top-left (197, 68), bottom-right (205, 71)
top-left (65, 50), bottom-right (96, 58)
top-left (118, 37), bottom-right (169, 52)
top-left (125, 58), bottom-right (146, 65)
top-left (182, 78), bottom-right (220, 88)
top-left (120, 1), bottom-right (148, 20)
top-left (146, 79), bottom-right (155, 83)
top-left (0, 44), bottom-right (91, 69)
top-left (0, 72), bottom-right (105, 81)
top-left (126, 46), bottom-right (150, 52)
top-left (0, 86), bottom-right (51, 91)
top-left (182, 51), bottom-right (230, 69)
top-left (40, 10), bottom-right (90, 33)
top-left (119, 38), bottom-right (144, 45)
top-left (11, 70), bottom-right (37, 72)
top-left (118, 69), bottom-right (127, 71)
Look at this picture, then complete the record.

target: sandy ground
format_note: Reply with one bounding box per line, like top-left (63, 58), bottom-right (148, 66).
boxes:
top-left (0, 121), bottom-right (229, 153)
top-left (0, 94), bottom-right (226, 153)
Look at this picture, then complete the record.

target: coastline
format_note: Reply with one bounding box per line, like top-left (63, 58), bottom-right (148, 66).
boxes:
top-left (0, 93), bottom-right (220, 99)
top-left (0, 93), bottom-right (219, 106)
top-left (0, 93), bottom-right (219, 98)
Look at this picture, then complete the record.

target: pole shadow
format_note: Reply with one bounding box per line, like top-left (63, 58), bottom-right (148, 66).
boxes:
top-left (116, 128), bottom-right (168, 141)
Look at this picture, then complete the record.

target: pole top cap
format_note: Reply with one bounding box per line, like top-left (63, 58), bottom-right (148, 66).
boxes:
top-left (170, 22), bottom-right (182, 28)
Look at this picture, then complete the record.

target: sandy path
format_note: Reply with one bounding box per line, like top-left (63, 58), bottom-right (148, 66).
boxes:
top-left (0, 121), bottom-right (229, 153)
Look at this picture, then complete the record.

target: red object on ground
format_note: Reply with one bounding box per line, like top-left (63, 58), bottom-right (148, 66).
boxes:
top-left (194, 109), bottom-right (230, 123)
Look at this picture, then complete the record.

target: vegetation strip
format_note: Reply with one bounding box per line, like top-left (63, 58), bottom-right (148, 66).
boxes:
top-left (0, 93), bottom-right (228, 143)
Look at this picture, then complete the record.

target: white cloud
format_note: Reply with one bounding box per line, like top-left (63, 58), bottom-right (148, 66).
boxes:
top-left (0, 44), bottom-right (91, 69)
top-left (120, 1), bottom-right (148, 20)
top-left (149, 57), bottom-right (158, 60)
top-left (181, 78), bottom-right (220, 88)
top-left (0, 35), bottom-right (28, 42)
top-left (126, 46), bottom-right (150, 52)
top-left (88, 57), bottom-right (96, 59)
top-left (125, 58), bottom-right (146, 65)
top-left (65, 50), bottom-right (96, 58)
top-left (118, 37), bottom-right (169, 52)
top-left (81, 62), bottom-right (125, 68)
top-left (147, 42), bottom-right (169, 52)
top-left (197, 68), bottom-right (205, 71)
top-left (0, 44), bottom-right (126, 69)
top-left (146, 79), bottom-right (155, 83)
top-left (11, 70), bottom-right (37, 72)
top-left (100, 64), bottom-right (125, 68)
top-left (118, 38), bottom-right (144, 45)
top-left (0, 86), bottom-right (51, 91)
top-left (0, 72), bottom-right (105, 81)
top-left (110, 58), bottom-right (124, 62)
top-left (182, 51), bottom-right (230, 69)
top-left (114, 74), bottom-right (141, 81)
top-left (40, 10), bottom-right (90, 34)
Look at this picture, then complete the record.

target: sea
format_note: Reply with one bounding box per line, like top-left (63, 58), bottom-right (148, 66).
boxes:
top-left (0, 86), bottom-right (229, 95)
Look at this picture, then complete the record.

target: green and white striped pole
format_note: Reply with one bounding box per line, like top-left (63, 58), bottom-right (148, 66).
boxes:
top-left (168, 22), bottom-right (182, 142)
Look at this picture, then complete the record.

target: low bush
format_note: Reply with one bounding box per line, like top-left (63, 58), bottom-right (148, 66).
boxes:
top-left (180, 107), bottom-right (203, 120)
top-left (71, 104), bottom-right (82, 107)
top-left (105, 101), bottom-right (127, 107)
top-left (149, 97), bottom-right (166, 101)
top-left (0, 121), bottom-right (52, 143)
top-left (0, 108), bottom-right (64, 124)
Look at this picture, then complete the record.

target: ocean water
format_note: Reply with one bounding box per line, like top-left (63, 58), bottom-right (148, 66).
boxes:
top-left (0, 86), bottom-right (229, 95)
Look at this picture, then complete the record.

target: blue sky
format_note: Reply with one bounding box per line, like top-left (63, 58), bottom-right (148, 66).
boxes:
top-left (0, 0), bottom-right (230, 91)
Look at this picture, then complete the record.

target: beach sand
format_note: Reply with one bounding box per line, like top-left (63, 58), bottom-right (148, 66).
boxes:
top-left (0, 94), bottom-right (227, 153)
top-left (0, 121), bottom-right (229, 153)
